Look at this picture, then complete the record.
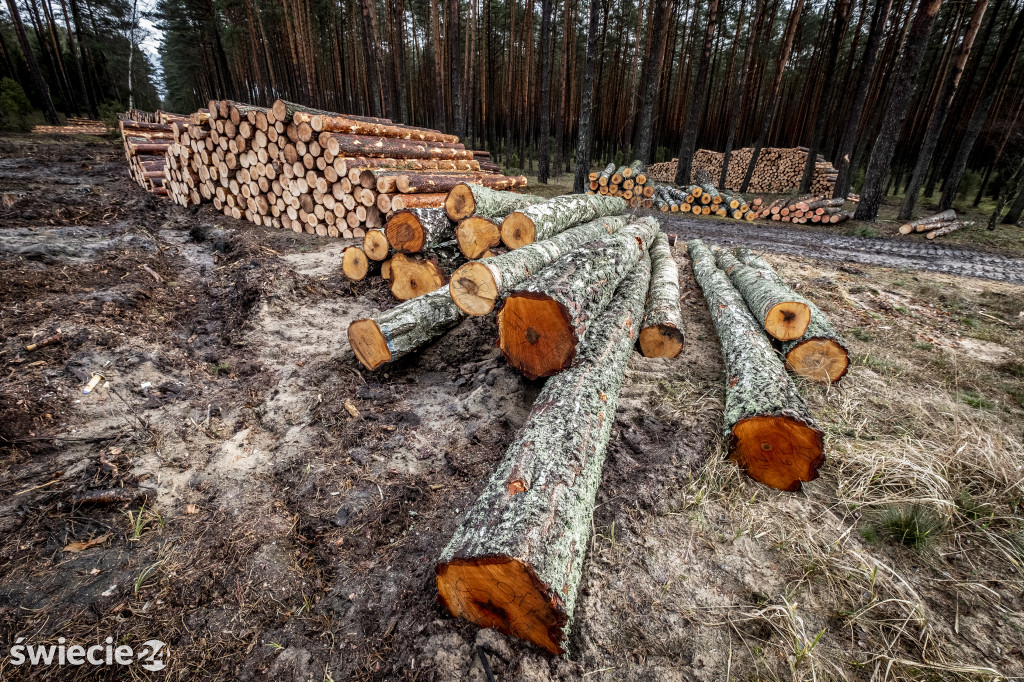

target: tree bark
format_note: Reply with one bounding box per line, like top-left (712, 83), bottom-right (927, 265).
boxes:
top-left (674, 0), bottom-right (720, 186)
top-left (633, 0), bottom-right (673, 165)
top-left (448, 0), bottom-right (464, 138)
top-left (357, 0), bottom-right (384, 118)
top-left (720, 0), bottom-right (761, 189)
top-left (1003, 181), bottom-right (1024, 225)
top-left (734, 248), bottom-right (849, 383)
top-left (572, 0), bottom-right (601, 194)
top-left (498, 218), bottom-right (658, 378)
top-left (898, 0), bottom-right (988, 220)
top-left (855, 0), bottom-right (944, 221)
top-left (444, 183), bottom-right (547, 220)
top-left (537, 0), bottom-right (553, 183)
top-left (436, 250), bottom-right (651, 655)
top-left (348, 287), bottom-right (465, 370)
top-left (5, 0), bottom-right (59, 124)
top-left (385, 207), bottom-right (455, 252)
top-left (500, 194), bottom-right (628, 248)
top-left (688, 239), bottom-right (824, 492)
top-left (451, 214), bottom-right (629, 316)
top-left (639, 232), bottom-right (685, 358)
top-left (714, 248), bottom-right (811, 341)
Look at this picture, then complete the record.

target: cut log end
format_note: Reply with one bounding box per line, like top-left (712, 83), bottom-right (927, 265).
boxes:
top-left (730, 416), bottom-right (824, 492)
top-left (342, 246), bottom-right (371, 281)
top-left (436, 557), bottom-right (567, 655)
top-left (389, 254), bottom-right (447, 300)
top-left (500, 213), bottom-right (538, 249)
top-left (348, 319), bottom-right (391, 370)
top-left (764, 302), bottom-right (811, 341)
top-left (363, 230), bottom-right (390, 260)
top-left (444, 183), bottom-right (477, 220)
top-left (497, 294), bottom-right (574, 379)
top-left (457, 217), bottom-right (501, 259)
top-left (450, 262), bottom-right (499, 315)
top-left (785, 338), bottom-right (850, 383)
top-left (638, 325), bottom-right (684, 358)
top-left (386, 211), bottom-right (427, 252)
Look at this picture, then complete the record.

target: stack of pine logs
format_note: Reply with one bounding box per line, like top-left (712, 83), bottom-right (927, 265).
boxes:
top-left (33, 117), bottom-right (107, 135)
top-left (689, 239), bottom-right (847, 492)
top-left (652, 183), bottom-right (760, 221)
top-left (148, 99), bottom-right (526, 239)
top-left (584, 161), bottom-right (655, 207)
top-left (120, 110), bottom-right (192, 196)
top-left (647, 148), bottom-right (838, 195)
top-left (756, 195), bottom-right (851, 223)
top-left (898, 209), bottom-right (972, 239)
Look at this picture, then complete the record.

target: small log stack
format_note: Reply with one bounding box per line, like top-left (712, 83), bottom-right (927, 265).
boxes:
top-left (897, 209), bottom-right (972, 239)
top-left (585, 159), bottom-right (656, 207)
top-left (647, 148), bottom-right (838, 195)
top-left (119, 110), bottom-right (192, 196)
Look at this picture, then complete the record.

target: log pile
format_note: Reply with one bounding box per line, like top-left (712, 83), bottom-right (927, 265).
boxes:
top-left (585, 160), bottom-right (656, 207)
top-left (647, 148), bottom-right (838, 195)
top-left (119, 110), bottom-right (192, 196)
top-left (124, 99), bottom-right (527, 239)
top-left (652, 183), bottom-right (762, 221)
top-left (755, 195), bottom-right (851, 224)
top-left (33, 117), bottom-right (107, 135)
top-left (898, 209), bottom-right (972, 239)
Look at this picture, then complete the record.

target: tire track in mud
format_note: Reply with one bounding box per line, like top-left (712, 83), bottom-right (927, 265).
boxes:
top-left (656, 214), bottom-right (1024, 284)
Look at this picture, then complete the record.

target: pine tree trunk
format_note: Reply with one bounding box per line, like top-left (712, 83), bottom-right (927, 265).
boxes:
top-left (500, 194), bottom-right (628, 248)
top-left (348, 288), bottom-right (465, 370)
top-left (448, 0), bottom-right (464, 138)
top-left (451, 214), bottom-right (628, 315)
top-left (437, 251), bottom-right (652, 655)
top-left (537, 0), bottom-right (553, 183)
top-left (674, 0), bottom-right (720, 186)
top-left (855, 0), bottom-right (944, 221)
top-left (444, 183), bottom-right (547, 220)
top-left (1003, 181), bottom-right (1024, 225)
top-left (573, 0), bottom-right (602, 194)
top-left (688, 239), bottom-right (825, 492)
top-left (734, 248), bottom-right (849, 383)
top-left (5, 0), bottom-right (59, 124)
top-left (639, 232), bottom-right (685, 358)
top-left (720, 0), bottom-right (761, 189)
top-left (498, 218), bottom-right (658, 378)
top-left (385, 207), bottom-right (455, 252)
top-left (633, 0), bottom-right (672, 165)
top-left (713, 249), bottom-right (812, 341)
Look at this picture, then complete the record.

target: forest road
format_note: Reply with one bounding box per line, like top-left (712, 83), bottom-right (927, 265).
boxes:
top-left (655, 213), bottom-right (1024, 285)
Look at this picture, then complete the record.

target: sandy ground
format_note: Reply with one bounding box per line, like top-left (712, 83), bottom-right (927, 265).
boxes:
top-left (1, 135), bottom-right (1022, 681)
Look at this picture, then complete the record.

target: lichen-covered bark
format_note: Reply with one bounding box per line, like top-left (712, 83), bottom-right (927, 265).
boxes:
top-left (437, 251), bottom-right (652, 653)
top-left (598, 162), bottom-right (616, 184)
top-left (500, 218), bottom-right (659, 375)
top-left (735, 248), bottom-right (849, 380)
top-left (459, 215), bottom-right (629, 313)
top-left (687, 239), bottom-right (822, 447)
top-left (462, 184), bottom-right (547, 219)
top-left (359, 288), bottom-right (465, 364)
top-left (641, 232), bottom-right (684, 341)
top-left (387, 207), bottom-right (455, 252)
top-left (512, 194), bottom-right (628, 244)
top-left (714, 248), bottom-right (812, 340)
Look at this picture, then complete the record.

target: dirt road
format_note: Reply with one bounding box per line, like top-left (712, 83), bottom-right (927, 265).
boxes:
top-left (657, 213), bottom-right (1024, 284)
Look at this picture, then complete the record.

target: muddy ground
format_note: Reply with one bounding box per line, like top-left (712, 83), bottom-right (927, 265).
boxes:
top-left (1, 135), bottom-right (1022, 681)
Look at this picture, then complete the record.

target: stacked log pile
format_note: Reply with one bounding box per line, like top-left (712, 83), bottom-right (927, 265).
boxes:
top-left (647, 148), bottom-right (838, 195)
top-left (898, 209), bottom-right (973, 239)
top-left (584, 160), bottom-right (655, 207)
top-left (120, 110), bottom-right (192, 196)
top-left (33, 117), bottom-right (107, 135)
top-left (756, 195), bottom-right (851, 224)
top-left (653, 186), bottom-right (853, 225)
top-left (125, 100), bottom-right (527, 239)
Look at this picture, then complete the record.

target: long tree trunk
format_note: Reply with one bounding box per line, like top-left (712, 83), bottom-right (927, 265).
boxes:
top-left (714, 248), bottom-right (812, 341)
top-left (537, 0), bottom-right (554, 182)
top-left (348, 288), bottom-right (465, 370)
top-left (854, 0), bottom-right (944, 221)
top-left (437, 251), bottom-right (651, 656)
top-left (938, 11), bottom-right (1024, 212)
top-left (444, 183), bottom-right (546, 220)
top-left (633, 0), bottom-right (673, 164)
top-left (357, 0), bottom-right (384, 118)
top-left (639, 231), bottom-right (685, 358)
top-left (688, 239), bottom-right (824, 492)
top-left (738, 0), bottom-right (805, 193)
top-left (572, 0), bottom-right (601, 194)
top-left (673, 0), bottom-right (720, 186)
top-left (1002, 180), bottom-right (1024, 226)
top-left (898, 0), bottom-right (988, 219)
top-left (448, 0), bottom-right (464, 139)
top-left (5, 0), bottom-right (59, 124)
top-left (500, 194), bottom-right (627, 248)
top-left (720, 0), bottom-right (760, 189)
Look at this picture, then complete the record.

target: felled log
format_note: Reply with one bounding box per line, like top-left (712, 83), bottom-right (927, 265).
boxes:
top-left (385, 208), bottom-right (454, 253)
top-left (388, 252), bottom-right (449, 300)
top-left (436, 250), bottom-right (652, 655)
top-left (363, 228), bottom-right (390, 260)
top-left (732, 248), bottom-right (849, 383)
top-left (348, 288), bottom-right (465, 370)
top-left (926, 221), bottom-right (971, 240)
top-left (271, 99), bottom-right (392, 126)
top-left (898, 209), bottom-right (956, 235)
top-left (396, 173), bottom-right (526, 194)
top-left (500, 195), bottom-right (628, 249)
top-left (713, 249), bottom-right (811, 341)
top-left (321, 133), bottom-right (473, 160)
top-left (391, 193), bottom-right (448, 211)
top-left (638, 232), bottom-right (685, 358)
top-left (305, 113), bottom-right (459, 144)
top-left (342, 245), bottom-right (377, 281)
top-left (444, 183), bottom-right (546, 221)
top-left (497, 217), bottom-right (659, 378)
top-left (450, 215), bottom-right (629, 316)
top-left (688, 239), bottom-right (824, 491)
top-left (456, 216), bottom-right (503, 259)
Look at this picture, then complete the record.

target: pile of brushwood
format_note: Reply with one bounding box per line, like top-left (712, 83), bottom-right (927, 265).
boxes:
top-left (688, 239), bottom-right (848, 494)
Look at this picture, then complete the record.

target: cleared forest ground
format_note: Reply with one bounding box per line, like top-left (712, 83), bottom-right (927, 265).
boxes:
top-left (1, 135), bottom-right (1023, 681)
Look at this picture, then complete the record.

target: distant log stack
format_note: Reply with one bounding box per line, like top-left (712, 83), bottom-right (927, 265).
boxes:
top-left (647, 148), bottom-right (838, 195)
top-left (586, 159), bottom-right (655, 207)
top-left (121, 100), bottom-right (528, 239)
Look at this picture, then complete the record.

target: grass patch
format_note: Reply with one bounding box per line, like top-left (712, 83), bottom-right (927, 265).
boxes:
top-left (877, 504), bottom-right (945, 550)
top-left (912, 341), bottom-right (934, 351)
top-left (959, 390), bottom-right (995, 410)
top-left (850, 327), bottom-right (874, 341)
top-left (853, 225), bottom-right (879, 238)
